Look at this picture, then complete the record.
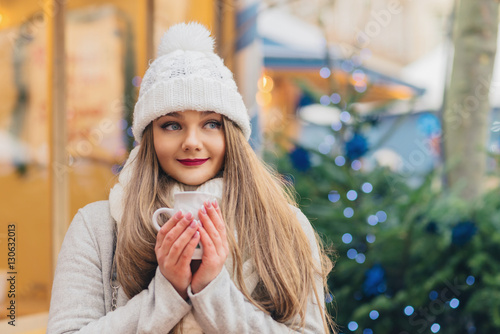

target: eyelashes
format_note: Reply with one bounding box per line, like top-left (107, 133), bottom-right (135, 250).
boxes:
top-left (159, 120), bottom-right (222, 131)
top-left (205, 120), bottom-right (222, 129)
top-left (160, 122), bottom-right (181, 130)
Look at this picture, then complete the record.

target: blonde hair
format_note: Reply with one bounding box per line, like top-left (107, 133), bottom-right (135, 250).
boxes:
top-left (115, 118), bottom-right (335, 333)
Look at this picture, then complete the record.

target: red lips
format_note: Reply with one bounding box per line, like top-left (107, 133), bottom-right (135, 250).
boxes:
top-left (177, 158), bottom-right (209, 166)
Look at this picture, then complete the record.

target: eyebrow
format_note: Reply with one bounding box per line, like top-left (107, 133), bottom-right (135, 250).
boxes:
top-left (162, 111), bottom-right (217, 119)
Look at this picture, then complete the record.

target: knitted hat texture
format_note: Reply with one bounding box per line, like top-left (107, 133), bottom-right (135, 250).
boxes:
top-left (132, 22), bottom-right (251, 141)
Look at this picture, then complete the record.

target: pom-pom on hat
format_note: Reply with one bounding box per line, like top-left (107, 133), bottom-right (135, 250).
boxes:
top-left (132, 22), bottom-right (251, 141)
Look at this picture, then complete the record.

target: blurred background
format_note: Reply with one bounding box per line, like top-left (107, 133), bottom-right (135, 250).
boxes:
top-left (1, 0), bottom-right (500, 333)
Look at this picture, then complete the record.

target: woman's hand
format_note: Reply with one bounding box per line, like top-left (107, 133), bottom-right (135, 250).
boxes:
top-left (155, 211), bottom-right (200, 300)
top-left (191, 201), bottom-right (229, 294)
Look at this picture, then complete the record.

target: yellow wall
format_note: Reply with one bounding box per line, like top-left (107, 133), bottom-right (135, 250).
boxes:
top-left (0, 0), bottom-right (222, 329)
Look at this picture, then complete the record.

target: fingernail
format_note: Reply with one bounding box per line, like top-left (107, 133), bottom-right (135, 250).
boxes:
top-left (195, 231), bottom-right (200, 238)
top-left (185, 212), bottom-right (193, 220)
top-left (205, 201), bottom-right (212, 208)
top-left (213, 201), bottom-right (218, 208)
top-left (200, 205), bottom-right (207, 214)
top-left (190, 220), bottom-right (198, 228)
top-left (175, 210), bottom-right (183, 219)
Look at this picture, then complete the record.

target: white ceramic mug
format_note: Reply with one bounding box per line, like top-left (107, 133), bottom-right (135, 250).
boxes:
top-left (152, 191), bottom-right (220, 259)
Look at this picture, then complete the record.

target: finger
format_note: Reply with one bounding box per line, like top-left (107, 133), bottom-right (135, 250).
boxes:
top-left (211, 201), bottom-right (227, 241)
top-left (206, 201), bottom-right (227, 250)
top-left (206, 201), bottom-right (225, 233)
top-left (177, 230), bottom-right (201, 268)
top-left (165, 219), bottom-right (199, 263)
top-left (213, 200), bottom-right (223, 219)
top-left (156, 211), bottom-right (184, 250)
top-left (199, 203), bottom-right (223, 251)
top-left (198, 226), bottom-right (216, 258)
top-left (162, 210), bottom-right (185, 233)
top-left (210, 201), bottom-right (229, 255)
top-left (159, 213), bottom-right (194, 255)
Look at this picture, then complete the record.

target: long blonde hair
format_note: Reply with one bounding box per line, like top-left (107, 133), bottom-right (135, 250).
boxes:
top-left (115, 117), bottom-right (335, 332)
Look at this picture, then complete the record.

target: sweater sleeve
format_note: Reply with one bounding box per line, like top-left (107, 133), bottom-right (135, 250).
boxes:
top-left (187, 207), bottom-right (327, 334)
top-left (47, 208), bottom-right (191, 334)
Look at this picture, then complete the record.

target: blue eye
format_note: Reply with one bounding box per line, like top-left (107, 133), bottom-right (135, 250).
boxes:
top-left (161, 122), bottom-right (181, 130)
top-left (205, 121), bottom-right (221, 129)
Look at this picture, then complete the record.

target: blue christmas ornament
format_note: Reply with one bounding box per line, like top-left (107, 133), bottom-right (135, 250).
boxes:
top-left (345, 133), bottom-right (369, 161)
top-left (297, 92), bottom-right (315, 108)
top-left (451, 221), bottom-right (477, 246)
top-left (289, 147), bottom-right (311, 172)
top-left (363, 264), bottom-right (386, 297)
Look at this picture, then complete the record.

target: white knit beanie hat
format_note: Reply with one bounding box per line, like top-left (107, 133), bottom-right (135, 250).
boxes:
top-left (132, 22), bottom-right (251, 142)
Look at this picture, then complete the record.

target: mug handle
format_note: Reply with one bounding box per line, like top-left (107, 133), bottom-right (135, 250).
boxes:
top-left (152, 207), bottom-right (175, 231)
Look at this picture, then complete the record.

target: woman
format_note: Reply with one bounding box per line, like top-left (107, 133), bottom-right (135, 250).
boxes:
top-left (48, 22), bottom-right (335, 333)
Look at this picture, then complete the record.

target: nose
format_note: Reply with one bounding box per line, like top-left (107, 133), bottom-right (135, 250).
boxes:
top-left (181, 128), bottom-right (202, 151)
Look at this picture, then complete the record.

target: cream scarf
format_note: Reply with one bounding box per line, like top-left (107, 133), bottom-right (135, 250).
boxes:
top-left (109, 146), bottom-right (259, 333)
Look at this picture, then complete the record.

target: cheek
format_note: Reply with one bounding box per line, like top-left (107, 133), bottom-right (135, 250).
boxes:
top-left (153, 138), bottom-right (172, 162)
top-left (215, 136), bottom-right (226, 160)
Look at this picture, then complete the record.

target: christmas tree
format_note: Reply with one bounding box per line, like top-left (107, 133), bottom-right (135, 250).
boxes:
top-left (263, 67), bottom-right (500, 334)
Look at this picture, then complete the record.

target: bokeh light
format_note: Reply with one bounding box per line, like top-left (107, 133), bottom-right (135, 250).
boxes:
top-left (369, 310), bottom-right (379, 320)
top-left (118, 119), bottom-right (128, 130)
top-left (354, 83), bottom-right (367, 93)
top-left (320, 67), bottom-right (331, 78)
top-left (404, 306), bottom-right (414, 316)
top-left (342, 233), bottom-right (353, 244)
top-left (344, 207), bottom-right (354, 218)
top-left (132, 76), bottom-right (142, 87)
top-left (367, 215), bottom-right (379, 226)
top-left (328, 190), bottom-right (340, 203)
top-left (376, 211), bottom-right (387, 222)
top-left (331, 122), bottom-right (342, 131)
top-left (431, 323), bottom-right (441, 333)
top-left (450, 298), bottom-right (460, 309)
top-left (320, 95), bottom-right (331, 105)
top-left (348, 321), bottom-right (359, 331)
top-left (328, 191), bottom-right (341, 203)
top-left (127, 127), bottom-right (134, 137)
top-left (366, 234), bottom-right (376, 243)
top-left (258, 75), bottom-right (274, 92)
top-left (340, 111), bottom-right (351, 122)
top-left (347, 248), bottom-right (358, 259)
top-left (318, 142), bottom-right (331, 154)
top-left (330, 93), bottom-right (341, 104)
top-left (335, 156), bottom-right (346, 166)
top-left (362, 182), bottom-right (373, 193)
top-left (347, 190), bottom-right (358, 201)
top-left (356, 253), bottom-right (366, 264)
top-left (351, 160), bottom-right (362, 170)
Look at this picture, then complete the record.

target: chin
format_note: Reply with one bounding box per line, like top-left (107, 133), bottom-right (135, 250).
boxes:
top-left (179, 176), bottom-right (211, 187)
top-left (181, 180), bottom-right (203, 186)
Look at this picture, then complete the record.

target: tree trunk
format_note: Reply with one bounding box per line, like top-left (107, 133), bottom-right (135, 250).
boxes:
top-left (443, 0), bottom-right (499, 200)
